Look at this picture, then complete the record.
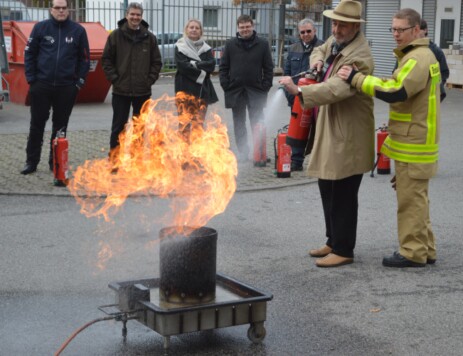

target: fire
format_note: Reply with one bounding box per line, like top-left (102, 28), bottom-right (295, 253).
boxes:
top-left (68, 93), bottom-right (238, 228)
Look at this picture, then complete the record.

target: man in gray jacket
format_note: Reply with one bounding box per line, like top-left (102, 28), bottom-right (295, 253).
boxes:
top-left (102, 2), bottom-right (162, 166)
top-left (279, 0), bottom-right (374, 268)
top-left (219, 15), bottom-right (274, 162)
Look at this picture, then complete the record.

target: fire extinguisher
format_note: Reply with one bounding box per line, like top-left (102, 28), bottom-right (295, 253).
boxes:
top-left (286, 70), bottom-right (320, 149)
top-left (253, 121), bottom-right (267, 167)
top-left (52, 129), bottom-right (69, 187)
top-left (274, 125), bottom-right (292, 178)
top-left (371, 124), bottom-right (390, 177)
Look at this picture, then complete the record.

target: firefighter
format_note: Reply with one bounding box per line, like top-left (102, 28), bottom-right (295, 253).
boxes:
top-left (338, 8), bottom-right (440, 268)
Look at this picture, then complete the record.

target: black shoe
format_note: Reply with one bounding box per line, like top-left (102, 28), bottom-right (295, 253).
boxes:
top-left (20, 163), bottom-right (37, 175)
top-left (382, 251), bottom-right (425, 268)
top-left (291, 164), bottom-right (303, 171)
top-left (427, 258), bottom-right (436, 265)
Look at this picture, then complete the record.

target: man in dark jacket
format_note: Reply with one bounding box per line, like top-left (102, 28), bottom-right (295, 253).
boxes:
top-left (219, 15), bottom-right (274, 162)
top-left (21, 0), bottom-right (90, 175)
top-left (420, 19), bottom-right (449, 102)
top-left (284, 18), bottom-right (324, 171)
top-left (102, 2), bottom-right (162, 161)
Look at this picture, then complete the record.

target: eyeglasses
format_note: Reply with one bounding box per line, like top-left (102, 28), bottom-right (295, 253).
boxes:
top-left (389, 26), bottom-right (414, 34)
top-left (52, 6), bottom-right (68, 10)
top-left (300, 30), bottom-right (312, 34)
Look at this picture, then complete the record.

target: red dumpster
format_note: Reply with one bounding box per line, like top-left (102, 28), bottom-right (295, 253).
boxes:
top-left (2, 21), bottom-right (111, 105)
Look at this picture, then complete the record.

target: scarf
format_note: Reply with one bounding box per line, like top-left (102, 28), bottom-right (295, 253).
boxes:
top-left (237, 31), bottom-right (257, 49)
top-left (175, 37), bottom-right (211, 61)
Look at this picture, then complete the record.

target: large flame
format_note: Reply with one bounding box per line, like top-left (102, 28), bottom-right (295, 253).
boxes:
top-left (68, 93), bottom-right (237, 228)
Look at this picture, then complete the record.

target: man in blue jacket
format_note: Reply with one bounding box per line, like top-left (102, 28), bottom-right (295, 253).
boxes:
top-left (21, 0), bottom-right (90, 175)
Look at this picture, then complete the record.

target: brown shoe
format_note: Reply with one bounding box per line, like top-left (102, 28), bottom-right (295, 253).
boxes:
top-left (308, 245), bottom-right (332, 258)
top-left (315, 253), bottom-right (353, 268)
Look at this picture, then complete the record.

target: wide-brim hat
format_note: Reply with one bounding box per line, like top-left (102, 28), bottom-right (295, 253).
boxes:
top-left (323, 0), bottom-right (365, 23)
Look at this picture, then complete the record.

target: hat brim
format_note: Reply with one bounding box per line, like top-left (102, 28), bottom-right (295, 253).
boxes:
top-left (323, 9), bottom-right (366, 23)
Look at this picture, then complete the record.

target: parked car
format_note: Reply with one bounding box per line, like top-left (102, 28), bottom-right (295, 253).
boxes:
top-left (154, 32), bottom-right (183, 69)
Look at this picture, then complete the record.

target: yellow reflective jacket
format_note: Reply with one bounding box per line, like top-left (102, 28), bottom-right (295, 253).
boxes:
top-left (350, 38), bottom-right (440, 178)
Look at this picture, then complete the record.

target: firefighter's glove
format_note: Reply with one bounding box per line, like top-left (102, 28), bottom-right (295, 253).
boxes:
top-left (390, 175), bottom-right (396, 191)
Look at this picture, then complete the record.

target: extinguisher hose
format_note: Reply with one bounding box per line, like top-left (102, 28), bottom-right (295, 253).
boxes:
top-left (370, 153), bottom-right (381, 177)
top-left (273, 137), bottom-right (278, 170)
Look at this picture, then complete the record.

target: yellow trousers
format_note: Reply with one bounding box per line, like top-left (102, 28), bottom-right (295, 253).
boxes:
top-left (395, 161), bottom-right (436, 263)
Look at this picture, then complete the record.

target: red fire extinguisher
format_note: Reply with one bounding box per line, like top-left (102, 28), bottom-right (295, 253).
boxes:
top-left (274, 125), bottom-right (292, 178)
top-left (286, 71), bottom-right (320, 149)
top-left (53, 129), bottom-right (69, 186)
top-left (371, 124), bottom-right (390, 177)
top-left (253, 121), bottom-right (267, 167)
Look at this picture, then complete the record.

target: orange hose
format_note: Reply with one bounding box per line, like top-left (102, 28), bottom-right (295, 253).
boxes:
top-left (54, 316), bottom-right (115, 356)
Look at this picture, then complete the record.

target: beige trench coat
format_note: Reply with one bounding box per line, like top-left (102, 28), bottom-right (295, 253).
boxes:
top-left (300, 32), bottom-right (375, 180)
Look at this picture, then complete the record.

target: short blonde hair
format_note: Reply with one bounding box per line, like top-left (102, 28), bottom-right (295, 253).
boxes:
top-left (184, 19), bottom-right (203, 38)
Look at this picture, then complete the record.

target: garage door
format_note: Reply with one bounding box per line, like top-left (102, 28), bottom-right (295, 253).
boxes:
top-left (365, 0), bottom-right (400, 77)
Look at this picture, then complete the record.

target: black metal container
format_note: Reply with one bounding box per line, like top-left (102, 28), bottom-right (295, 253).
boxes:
top-left (159, 226), bottom-right (217, 304)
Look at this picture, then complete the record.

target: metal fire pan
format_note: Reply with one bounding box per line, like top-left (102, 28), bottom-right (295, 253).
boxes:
top-left (107, 273), bottom-right (273, 344)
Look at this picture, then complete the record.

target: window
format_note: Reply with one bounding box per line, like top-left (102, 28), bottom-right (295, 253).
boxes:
top-left (249, 9), bottom-right (257, 21)
top-left (203, 7), bottom-right (218, 28)
top-left (1, 7), bottom-right (23, 20)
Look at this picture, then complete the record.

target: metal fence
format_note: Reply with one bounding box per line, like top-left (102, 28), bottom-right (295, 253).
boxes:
top-left (1, 0), bottom-right (328, 68)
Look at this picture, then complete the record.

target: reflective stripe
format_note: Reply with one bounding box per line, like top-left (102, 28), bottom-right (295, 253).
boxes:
top-left (383, 136), bottom-right (438, 153)
top-left (381, 144), bottom-right (438, 163)
top-left (381, 136), bottom-right (439, 163)
top-left (426, 63), bottom-right (439, 145)
top-left (361, 59), bottom-right (417, 96)
top-left (390, 111), bottom-right (412, 122)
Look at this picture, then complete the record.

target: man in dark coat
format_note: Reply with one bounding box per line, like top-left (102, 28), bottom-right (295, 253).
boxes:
top-left (219, 15), bottom-right (274, 162)
top-left (102, 2), bottom-right (162, 162)
top-left (284, 18), bottom-right (324, 171)
top-left (420, 19), bottom-right (449, 102)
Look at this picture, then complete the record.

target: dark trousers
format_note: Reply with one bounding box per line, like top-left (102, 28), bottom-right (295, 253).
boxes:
top-left (110, 93), bottom-right (151, 149)
top-left (26, 82), bottom-right (78, 166)
top-left (231, 92), bottom-right (264, 158)
top-left (318, 174), bottom-right (363, 258)
top-left (291, 146), bottom-right (305, 167)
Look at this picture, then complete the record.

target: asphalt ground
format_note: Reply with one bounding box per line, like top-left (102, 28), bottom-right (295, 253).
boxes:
top-left (1, 77), bottom-right (463, 355)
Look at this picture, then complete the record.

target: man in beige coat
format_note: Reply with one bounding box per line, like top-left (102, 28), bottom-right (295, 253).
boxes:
top-left (279, 0), bottom-right (375, 267)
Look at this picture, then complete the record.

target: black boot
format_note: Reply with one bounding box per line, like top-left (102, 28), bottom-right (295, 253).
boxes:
top-left (20, 163), bottom-right (37, 175)
top-left (382, 251), bottom-right (425, 268)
